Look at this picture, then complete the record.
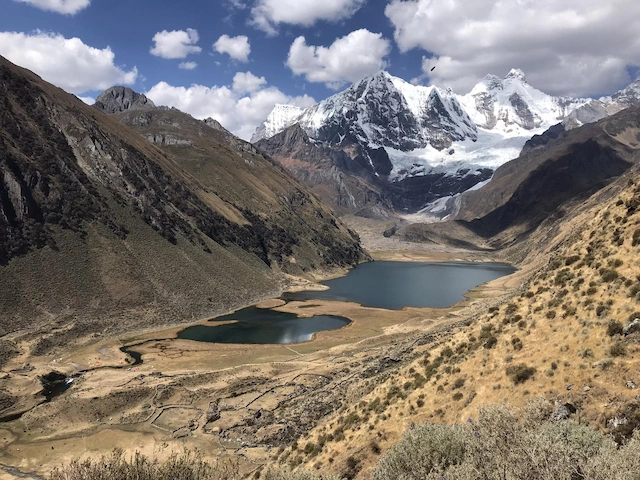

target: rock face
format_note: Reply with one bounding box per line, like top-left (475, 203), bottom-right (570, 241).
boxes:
top-left (253, 69), bottom-right (598, 213)
top-left (0, 55), bottom-right (367, 340)
top-left (94, 86), bottom-right (155, 114)
top-left (256, 125), bottom-right (392, 215)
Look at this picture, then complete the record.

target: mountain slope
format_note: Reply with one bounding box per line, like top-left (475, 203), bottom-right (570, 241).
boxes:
top-left (0, 56), bottom-right (366, 345)
top-left (291, 160), bottom-right (640, 478)
top-left (453, 105), bottom-right (640, 244)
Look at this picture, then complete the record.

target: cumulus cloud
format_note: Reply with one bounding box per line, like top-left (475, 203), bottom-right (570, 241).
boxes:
top-left (213, 34), bottom-right (251, 62)
top-left (232, 71), bottom-right (267, 93)
top-left (286, 29), bottom-right (391, 89)
top-left (251, 0), bottom-right (365, 35)
top-left (13, 0), bottom-right (90, 15)
top-left (179, 61), bottom-right (198, 70)
top-left (386, 0), bottom-right (640, 97)
top-left (150, 29), bottom-right (201, 59)
top-left (146, 79), bottom-right (315, 140)
top-left (0, 31), bottom-right (137, 94)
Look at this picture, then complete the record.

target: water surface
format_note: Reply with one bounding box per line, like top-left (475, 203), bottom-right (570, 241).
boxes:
top-left (283, 261), bottom-right (515, 310)
top-left (178, 307), bottom-right (350, 344)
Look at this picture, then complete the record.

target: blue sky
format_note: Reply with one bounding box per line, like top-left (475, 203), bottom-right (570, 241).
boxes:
top-left (1, 0), bottom-right (425, 100)
top-left (1, 0), bottom-right (639, 139)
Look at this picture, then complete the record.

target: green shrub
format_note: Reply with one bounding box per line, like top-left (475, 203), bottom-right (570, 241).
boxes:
top-left (609, 342), bottom-right (627, 357)
top-left (371, 423), bottom-right (468, 480)
top-left (372, 402), bottom-right (640, 480)
top-left (506, 364), bottom-right (536, 384)
top-left (607, 320), bottom-right (624, 337)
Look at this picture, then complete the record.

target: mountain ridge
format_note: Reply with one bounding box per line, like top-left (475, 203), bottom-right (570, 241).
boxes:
top-left (0, 55), bottom-right (367, 343)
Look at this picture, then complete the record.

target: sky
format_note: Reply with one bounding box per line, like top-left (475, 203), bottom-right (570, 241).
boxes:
top-left (1, 0), bottom-right (639, 140)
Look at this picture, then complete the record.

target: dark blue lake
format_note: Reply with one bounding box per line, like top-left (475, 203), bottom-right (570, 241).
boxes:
top-left (178, 307), bottom-right (350, 344)
top-left (282, 261), bottom-right (516, 310)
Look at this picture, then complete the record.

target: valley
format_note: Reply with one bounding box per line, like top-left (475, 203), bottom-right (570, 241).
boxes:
top-left (1, 43), bottom-right (640, 480)
top-left (0, 236), bottom-right (524, 479)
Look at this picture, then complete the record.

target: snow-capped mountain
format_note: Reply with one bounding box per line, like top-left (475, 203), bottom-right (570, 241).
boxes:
top-left (458, 69), bottom-right (586, 132)
top-left (252, 104), bottom-right (305, 143)
top-left (253, 70), bottom-right (637, 214)
top-left (563, 79), bottom-right (640, 130)
top-left (253, 69), bottom-right (589, 181)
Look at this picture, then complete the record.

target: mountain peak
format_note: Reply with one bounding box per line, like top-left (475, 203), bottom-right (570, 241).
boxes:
top-left (505, 68), bottom-right (527, 82)
top-left (94, 86), bottom-right (155, 114)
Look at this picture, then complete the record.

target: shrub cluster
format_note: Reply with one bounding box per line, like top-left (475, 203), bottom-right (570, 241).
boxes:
top-left (372, 402), bottom-right (640, 480)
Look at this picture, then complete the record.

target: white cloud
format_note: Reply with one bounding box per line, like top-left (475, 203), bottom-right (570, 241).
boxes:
top-left (286, 29), bottom-right (391, 89)
top-left (251, 0), bottom-right (365, 35)
top-left (146, 79), bottom-right (315, 140)
top-left (150, 29), bottom-right (201, 59)
top-left (78, 95), bottom-right (95, 105)
top-left (179, 61), bottom-right (198, 70)
top-left (13, 0), bottom-right (90, 15)
top-left (225, 0), bottom-right (247, 9)
top-left (213, 34), bottom-right (251, 62)
top-left (232, 71), bottom-right (267, 93)
top-left (0, 31), bottom-right (138, 94)
top-left (386, 0), bottom-right (640, 97)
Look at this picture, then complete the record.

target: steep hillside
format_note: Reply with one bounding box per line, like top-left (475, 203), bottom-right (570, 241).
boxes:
top-left (280, 153), bottom-right (640, 480)
top-left (0, 57), bottom-right (366, 347)
top-left (110, 93), bottom-right (382, 231)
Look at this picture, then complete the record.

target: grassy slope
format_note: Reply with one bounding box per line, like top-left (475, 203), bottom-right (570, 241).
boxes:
top-left (281, 145), bottom-right (640, 479)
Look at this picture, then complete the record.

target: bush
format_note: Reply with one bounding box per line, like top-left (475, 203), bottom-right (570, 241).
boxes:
top-left (607, 320), bottom-right (624, 337)
top-left (484, 335), bottom-right (498, 349)
top-left (511, 337), bottom-right (523, 351)
top-left (506, 364), bottom-right (536, 384)
top-left (609, 342), bottom-right (627, 357)
top-left (51, 450), bottom-right (238, 480)
top-left (452, 378), bottom-right (466, 390)
top-left (371, 424), bottom-right (468, 480)
top-left (565, 255), bottom-right (581, 266)
top-left (600, 268), bottom-right (619, 283)
top-left (372, 402), bottom-right (640, 480)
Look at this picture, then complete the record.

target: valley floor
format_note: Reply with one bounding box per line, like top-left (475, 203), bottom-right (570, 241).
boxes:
top-left (0, 224), bottom-right (527, 479)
